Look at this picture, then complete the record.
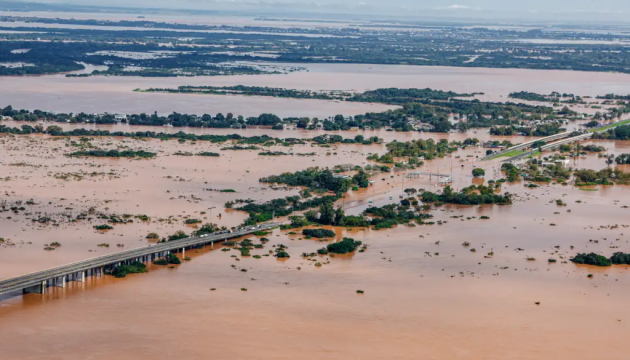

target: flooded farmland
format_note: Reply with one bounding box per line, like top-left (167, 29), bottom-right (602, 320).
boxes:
top-left (3, 10), bottom-right (630, 356)
top-left (1, 124), bottom-right (629, 359)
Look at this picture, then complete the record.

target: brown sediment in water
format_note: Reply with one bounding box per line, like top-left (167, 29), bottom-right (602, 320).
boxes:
top-left (1, 124), bottom-right (630, 359)
top-left (1, 63), bottom-right (630, 117)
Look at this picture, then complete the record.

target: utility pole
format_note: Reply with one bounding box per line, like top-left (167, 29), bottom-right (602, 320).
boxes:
top-left (401, 170), bottom-right (405, 196)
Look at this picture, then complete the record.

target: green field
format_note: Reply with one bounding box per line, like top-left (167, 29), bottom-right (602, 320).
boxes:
top-left (487, 149), bottom-right (527, 159)
top-left (590, 118), bottom-right (630, 133)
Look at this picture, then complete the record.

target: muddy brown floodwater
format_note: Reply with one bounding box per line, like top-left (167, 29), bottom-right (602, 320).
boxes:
top-left (2, 63), bottom-right (630, 117)
top-left (1, 124), bottom-right (630, 359)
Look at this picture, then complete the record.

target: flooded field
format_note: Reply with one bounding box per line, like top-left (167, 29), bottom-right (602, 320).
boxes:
top-left (1, 128), bottom-right (630, 359)
top-left (1, 64), bottom-right (630, 117)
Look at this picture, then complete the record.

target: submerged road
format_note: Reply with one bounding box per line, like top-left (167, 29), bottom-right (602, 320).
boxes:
top-left (0, 222), bottom-right (279, 296)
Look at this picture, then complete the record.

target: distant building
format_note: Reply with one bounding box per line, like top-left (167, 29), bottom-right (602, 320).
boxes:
top-left (337, 164), bottom-right (355, 171)
top-left (413, 123), bottom-right (435, 131)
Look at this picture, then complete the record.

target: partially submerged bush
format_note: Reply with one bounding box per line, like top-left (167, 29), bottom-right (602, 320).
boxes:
top-left (111, 261), bottom-right (147, 278)
top-left (325, 237), bottom-right (362, 254)
top-left (302, 229), bottom-right (335, 238)
top-left (571, 253), bottom-right (611, 267)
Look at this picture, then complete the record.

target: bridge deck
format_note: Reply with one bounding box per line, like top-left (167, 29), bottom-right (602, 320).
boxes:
top-left (481, 131), bottom-right (574, 160)
top-left (0, 223), bottom-right (279, 295)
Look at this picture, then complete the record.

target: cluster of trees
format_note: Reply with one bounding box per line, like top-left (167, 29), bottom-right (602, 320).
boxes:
top-left (322, 237), bottom-right (363, 255)
top-left (615, 154), bottom-right (630, 164)
top-left (364, 204), bottom-right (433, 229)
top-left (508, 91), bottom-right (557, 102)
top-left (260, 167), bottom-right (370, 194)
top-left (285, 196), bottom-right (434, 230)
top-left (66, 149), bottom-right (156, 158)
top-left (533, 123), bottom-right (566, 136)
top-left (509, 91), bottom-right (582, 104)
top-left (148, 87), bottom-right (480, 107)
top-left (237, 194), bottom-right (340, 225)
top-left (489, 126), bottom-right (516, 136)
top-left (346, 88), bottom-right (475, 104)
top-left (583, 120), bottom-right (601, 128)
top-left (573, 168), bottom-right (630, 185)
top-left (421, 185), bottom-right (512, 205)
top-left (592, 125), bottom-right (630, 140)
top-left (571, 252), bottom-right (630, 267)
top-left (581, 145), bottom-right (605, 152)
top-left (369, 138), bottom-right (457, 164)
top-left (0, 123), bottom-right (372, 148)
top-left (311, 134), bottom-right (381, 145)
top-left (523, 159), bottom-right (572, 182)
top-left (489, 123), bottom-right (565, 137)
top-left (302, 229), bottom-right (336, 238)
top-left (145, 85), bottom-right (347, 101)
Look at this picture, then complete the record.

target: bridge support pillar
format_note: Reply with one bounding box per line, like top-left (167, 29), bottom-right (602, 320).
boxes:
top-left (55, 276), bottom-right (66, 288)
top-left (182, 248), bottom-right (185, 258)
top-left (23, 280), bottom-right (47, 294)
top-left (77, 271), bottom-right (85, 282)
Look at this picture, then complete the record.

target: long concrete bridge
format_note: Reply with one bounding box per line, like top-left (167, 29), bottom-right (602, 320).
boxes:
top-left (0, 222), bottom-right (279, 296)
top-left (481, 131), bottom-right (577, 160)
top-left (502, 132), bottom-right (594, 163)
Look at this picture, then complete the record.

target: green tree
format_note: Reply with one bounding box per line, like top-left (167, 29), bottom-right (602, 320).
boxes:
top-left (304, 210), bottom-right (319, 223)
top-left (353, 170), bottom-right (370, 188)
top-left (334, 207), bottom-right (345, 226)
top-left (531, 140), bottom-right (546, 149)
top-left (472, 168), bottom-right (486, 178)
top-left (319, 201), bottom-right (335, 225)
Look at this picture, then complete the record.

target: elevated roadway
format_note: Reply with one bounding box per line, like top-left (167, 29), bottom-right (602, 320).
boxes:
top-left (0, 222), bottom-right (279, 296)
top-left (481, 131), bottom-right (576, 160)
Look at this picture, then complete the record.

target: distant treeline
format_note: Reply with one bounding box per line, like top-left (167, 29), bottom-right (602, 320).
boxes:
top-left (508, 91), bottom-right (582, 103)
top-left (0, 87), bottom-right (579, 134)
top-left (66, 149), bottom-right (156, 158)
top-left (489, 123), bottom-right (566, 137)
top-left (592, 124), bottom-right (630, 140)
top-left (0, 123), bottom-right (380, 146)
top-left (141, 86), bottom-right (479, 105)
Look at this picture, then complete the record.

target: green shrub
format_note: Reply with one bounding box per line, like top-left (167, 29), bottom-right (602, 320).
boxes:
top-left (326, 237), bottom-right (362, 254)
top-left (110, 261), bottom-right (147, 278)
top-left (571, 253), bottom-right (611, 267)
top-left (302, 229), bottom-right (335, 238)
top-left (610, 252), bottom-right (630, 265)
top-left (167, 253), bottom-right (181, 264)
top-left (153, 258), bottom-right (169, 265)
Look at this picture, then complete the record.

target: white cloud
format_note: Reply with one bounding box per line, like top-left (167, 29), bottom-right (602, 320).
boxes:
top-left (447, 4), bottom-right (470, 9)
